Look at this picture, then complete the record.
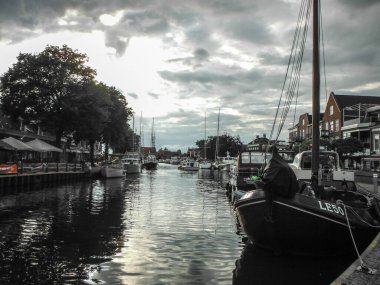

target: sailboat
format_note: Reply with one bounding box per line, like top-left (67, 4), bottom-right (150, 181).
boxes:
top-left (199, 112), bottom-right (212, 170)
top-left (235, 0), bottom-right (380, 256)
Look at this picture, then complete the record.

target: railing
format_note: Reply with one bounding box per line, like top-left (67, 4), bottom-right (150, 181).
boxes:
top-left (19, 162), bottom-right (87, 173)
top-left (343, 116), bottom-right (380, 126)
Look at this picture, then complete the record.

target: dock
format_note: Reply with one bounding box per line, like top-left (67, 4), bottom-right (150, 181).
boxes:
top-left (0, 170), bottom-right (88, 194)
top-left (331, 180), bottom-right (380, 285)
top-left (331, 232), bottom-right (380, 285)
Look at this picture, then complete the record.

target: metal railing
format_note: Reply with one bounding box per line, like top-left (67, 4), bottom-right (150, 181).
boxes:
top-left (19, 162), bottom-right (87, 173)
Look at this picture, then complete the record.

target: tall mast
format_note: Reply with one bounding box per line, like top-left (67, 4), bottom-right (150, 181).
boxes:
top-left (215, 109), bottom-right (220, 161)
top-left (139, 112), bottom-right (142, 155)
top-left (204, 112), bottom-right (207, 159)
top-left (132, 115), bottom-right (135, 152)
top-left (151, 117), bottom-right (155, 149)
top-left (311, 0), bottom-right (320, 179)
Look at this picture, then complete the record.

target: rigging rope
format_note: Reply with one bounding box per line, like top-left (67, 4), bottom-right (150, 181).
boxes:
top-left (320, 0), bottom-right (328, 103)
top-left (270, 0), bottom-right (312, 145)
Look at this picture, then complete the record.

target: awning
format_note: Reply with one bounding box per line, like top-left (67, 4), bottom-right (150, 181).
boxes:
top-left (0, 140), bottom-right (17, 151)
top-left (1, 137), bottom-right (34, 151)
top-left (25, 138), bottom-right (63, 152)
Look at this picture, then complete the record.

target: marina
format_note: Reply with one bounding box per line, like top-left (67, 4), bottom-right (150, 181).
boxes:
top-left (1, 164), bottom-right (375, 285)
top-left (0, 0), bottom-right (380, 284)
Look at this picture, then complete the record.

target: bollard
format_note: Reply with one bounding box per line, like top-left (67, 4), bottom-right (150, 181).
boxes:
top-left (373, 173), bottom-right (378, 194)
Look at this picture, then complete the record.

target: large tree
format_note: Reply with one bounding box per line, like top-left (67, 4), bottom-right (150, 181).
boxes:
top-left (0, 45), bottom-right (96, 146)
top-left (71, 81), bottom-right (111, 165)
top-left (196, 133), bottom-right (243, 160)
top-left (100, 83), bottom-right (133, 156)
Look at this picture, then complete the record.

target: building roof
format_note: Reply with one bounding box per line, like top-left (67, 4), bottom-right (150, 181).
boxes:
top-left (331, 92), bottom-right (380, 111)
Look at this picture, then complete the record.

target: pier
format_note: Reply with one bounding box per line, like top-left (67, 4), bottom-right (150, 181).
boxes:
top-left (0, 166), bottom-right (88, 194)
top-left (330, 181), bottom-right (380, 285)
top-left (331, 232), bottom-right (380, 285)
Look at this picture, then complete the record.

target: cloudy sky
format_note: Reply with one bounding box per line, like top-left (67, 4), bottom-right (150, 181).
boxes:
top-left (1, 0), bottom-right (379, 152)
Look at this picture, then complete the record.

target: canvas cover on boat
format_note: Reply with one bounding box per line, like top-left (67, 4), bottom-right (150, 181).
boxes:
top-left (261, 149), bottom-right (298, 198)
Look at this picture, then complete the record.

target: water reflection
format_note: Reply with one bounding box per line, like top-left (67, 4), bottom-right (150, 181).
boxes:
top-left (233, 242), bottom-right (355, 285)
top-left (0, 180), bottom-right (129, 284)
top-left (0, 164), bottom-right (354, 285)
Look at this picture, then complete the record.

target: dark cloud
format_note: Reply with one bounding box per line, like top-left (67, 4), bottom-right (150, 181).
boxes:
top-left (147, 92), bottom-right (160, 99)
top-left (127, 92), bottom-right (138, 99)
top-left (1, 0), bottom-right (379, 149)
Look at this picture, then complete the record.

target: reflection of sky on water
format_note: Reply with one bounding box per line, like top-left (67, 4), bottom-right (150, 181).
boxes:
top-left (90, 165), bottom-right (242, 285)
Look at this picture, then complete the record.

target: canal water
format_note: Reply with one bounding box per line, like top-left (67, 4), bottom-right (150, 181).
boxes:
top-left (0, 164), bottom-right (356, 285)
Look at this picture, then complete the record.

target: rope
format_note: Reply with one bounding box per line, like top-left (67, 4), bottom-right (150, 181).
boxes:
top-left (270, 0), bottom-right (312, 145)
top-left (269, 0), bottom-right (310, 142)
top-left (336, 200), bottom-right (364, 266)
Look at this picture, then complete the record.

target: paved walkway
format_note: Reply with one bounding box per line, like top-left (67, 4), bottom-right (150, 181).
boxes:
top-left (356, 181), bottom-right (380, 195)
top-left (331, 180), bottom-right (380, 285)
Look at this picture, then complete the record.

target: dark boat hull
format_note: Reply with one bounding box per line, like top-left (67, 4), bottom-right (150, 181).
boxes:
top-left (235, 190), bottom-right (379, 256)
top-left (143, 162), bottom-right (158, 170)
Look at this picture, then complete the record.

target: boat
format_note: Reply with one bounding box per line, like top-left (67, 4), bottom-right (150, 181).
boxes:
top-left (143, 154), bottom-right (158, 170)
top-left (198, 112), bottom-right (213, 170)
top-left (121, 152), bottom-right (142, 174)
top-left (199, 161), bottom-right (213, 169)
top-left (178, 159), bottom-right (199, 171)
top-left (215, 151), bottom-right (236, 171)
top-left (235, 0), bottom-right (380, 256)
top-left (228, 150), bottom-right (272, 203)
top-left (100, 163), bottom-right (124, 178)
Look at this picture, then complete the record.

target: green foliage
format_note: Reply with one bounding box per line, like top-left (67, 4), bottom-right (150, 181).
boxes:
top-left (0, 45), bottom-right (96, 145)
top-left (330, 137), bottom-right (363, 158)
top-left (196, 133), bottom-right (243, 160)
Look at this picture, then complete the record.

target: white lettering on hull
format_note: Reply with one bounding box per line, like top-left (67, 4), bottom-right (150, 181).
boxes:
top-left (318, 201), bottom-right (344, 216)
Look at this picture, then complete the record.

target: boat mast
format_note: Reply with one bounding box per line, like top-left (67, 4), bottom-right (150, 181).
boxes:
top-left (132, 115), bottom-right (135, 152)
top-left (311, 0), bottom-right (320, 181)
top-left (151, 117), bottom-right (155, 149)
top-left (215, 109), bottom-right (220, 161)
top-left (204, 112), bottom-right (207, 159)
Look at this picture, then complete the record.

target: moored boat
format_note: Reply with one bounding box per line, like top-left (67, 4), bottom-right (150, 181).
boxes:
top-left (234, 0), bottom-right (380, 256)
top-left (143, 154), bottom-right (158, 170)
top-left (178, 160), bottom-right (199, 171)
top-left (100, 164), bottom-right (124, 178)
top-left (121, 152), bottom-right (142, 174)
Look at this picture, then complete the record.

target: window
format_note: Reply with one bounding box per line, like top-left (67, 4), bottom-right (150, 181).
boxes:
top-left (325, 122), bottom-right (328, 130)
top-left (374, 134), bottom-right (380, 151)
top-left (335, 119), bottom-right (339, 131)
top-left (329, 105), bottom-right (333, 115)
top-left (330, 121), bottom-right (334, 132)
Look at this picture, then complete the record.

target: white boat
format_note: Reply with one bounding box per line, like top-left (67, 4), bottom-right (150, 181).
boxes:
top-left (198, 161), bottom-right (212, 169)
top-left (178, 160), bottom-right (199, 171)
top-left (121, 152), bottom-right (142, 174)
top-left (215, 151), bottom-right (236, 171)
top-left (100, 164), bottom-right (124, 178)
top-left (143, 154), bottom-right (158, 170)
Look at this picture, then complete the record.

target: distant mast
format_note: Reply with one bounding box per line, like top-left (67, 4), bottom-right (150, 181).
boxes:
top-left (215, 109), bottom-right (220, 161)
top-left (132, 115), bottom-right (135, 152)
top-left (204, 112), bottom-right (207, 159)
top-left (151, 117), bottom-right (155, 149)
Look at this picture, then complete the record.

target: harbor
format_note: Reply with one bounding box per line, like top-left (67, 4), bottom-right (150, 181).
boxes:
top-left (1, 0), bottom-right (380, 284)
top-left (0, 165), bottom-right (376, 285)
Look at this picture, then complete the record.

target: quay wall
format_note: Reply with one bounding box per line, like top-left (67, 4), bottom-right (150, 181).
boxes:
top-left (0, 171), bottom-right (88, 194)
